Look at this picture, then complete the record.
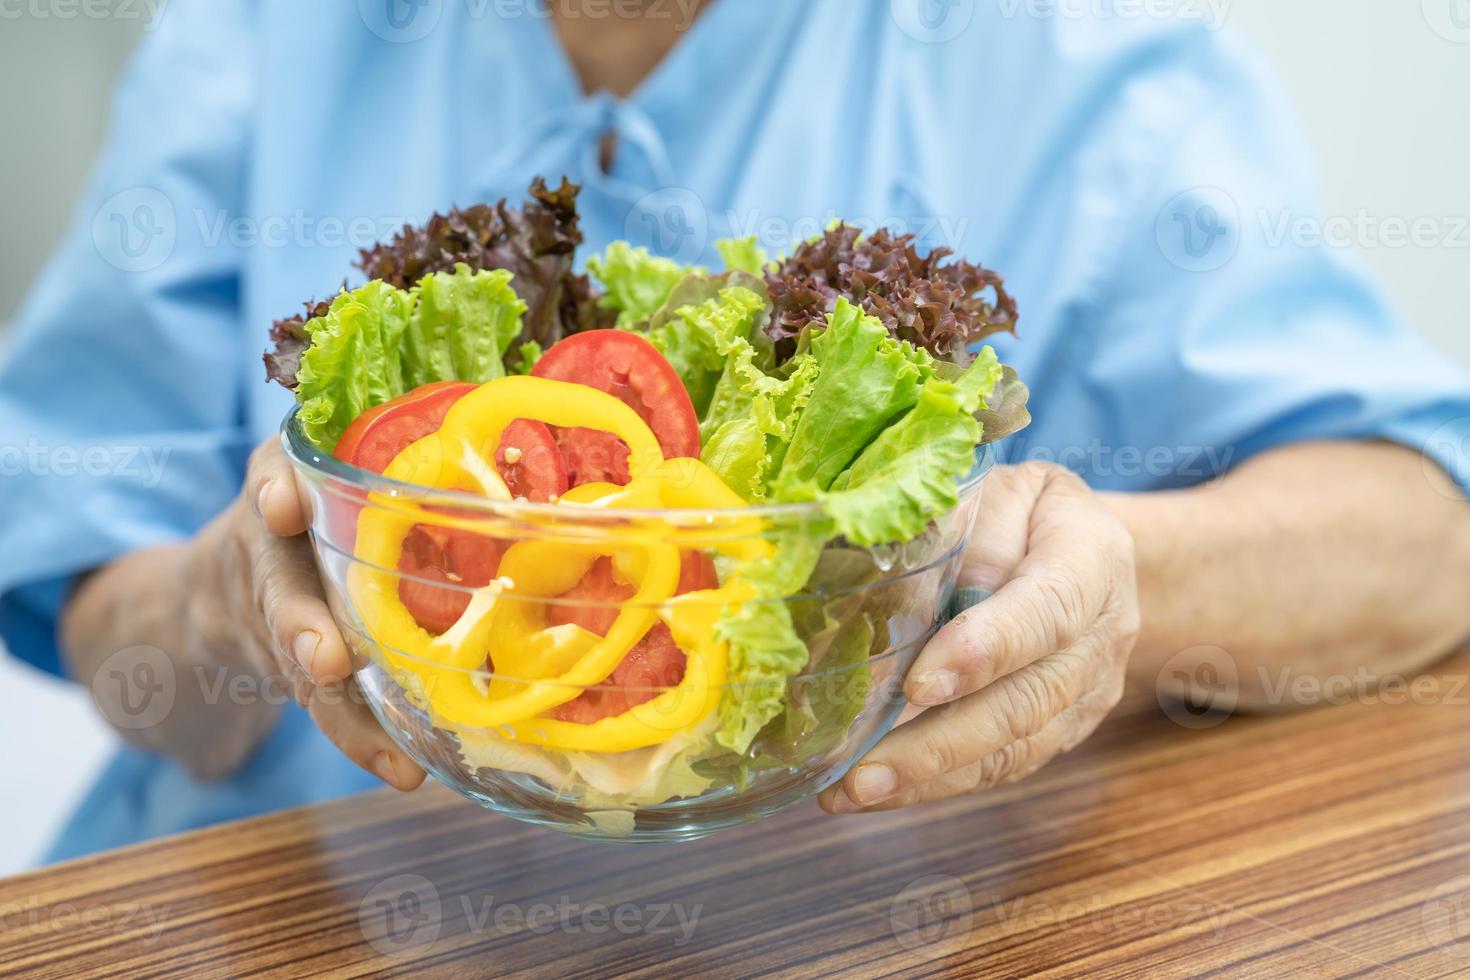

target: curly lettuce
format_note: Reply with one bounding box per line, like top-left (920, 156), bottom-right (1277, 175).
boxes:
top-left (707, 310), bottom-right (1004, 751)
top-left (715, 236), bottom-right (769, 276)
top-left (294, 281), bottom-right (414, 451)
top-left (649, 281), bottom-right (769, 418)
top-left (402, 265), bottom-right (527, 389)
top-left (291, 265), bottom-right (526, 450)
top-left (764, 223), bottom-right (1018, 361)
top-left (660, 286), bottom-right (819, 503)
top-left (588, 242), bottom-right (706, 330)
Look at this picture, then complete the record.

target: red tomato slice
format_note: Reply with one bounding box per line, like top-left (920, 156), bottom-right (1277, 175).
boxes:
top-left (544, 556), bottom-right (631, 636)
top-left (531, 331), bottom-right (701, 486)
top-left (546, 624), bottom-right (686, 725)
top-left (334, 381), bottom-right (473, 473)
top-left (333, 381), bottom-right (569, 634)
top-left (396, 524), bottom-right (505, 636)
top-left (539, 551), bottom-right (715, 723)
top-left (546, 428), bottom-right (632, 488)
top-left (679, 551), bottom-right (718, 593)
top-left (497, 419), bottom-right (568, 502)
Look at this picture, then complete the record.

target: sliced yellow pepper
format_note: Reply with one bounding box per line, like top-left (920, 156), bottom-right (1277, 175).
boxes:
top-left (347, 377), bottom-right (770, 753)
top-left (383, 375), bottom-right (665, 491)
top-left (348, 378), bottom-right (668, 713)
top-left (495, 583), bottom-right (753, 753)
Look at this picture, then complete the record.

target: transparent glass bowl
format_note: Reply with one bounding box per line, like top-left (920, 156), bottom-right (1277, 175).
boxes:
top-left (283, 409), bottom-right (991, 842)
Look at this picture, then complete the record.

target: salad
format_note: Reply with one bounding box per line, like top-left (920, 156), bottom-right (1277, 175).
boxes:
top-left (266, 178), bottom-right (1029, 813)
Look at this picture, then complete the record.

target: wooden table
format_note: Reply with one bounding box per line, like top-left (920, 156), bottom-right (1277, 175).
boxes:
top-left (5, 651), bottom-right (1470, 979)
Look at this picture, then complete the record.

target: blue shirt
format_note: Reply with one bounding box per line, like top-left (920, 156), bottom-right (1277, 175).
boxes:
top-left (4, 0), bottom-right (1469, 863)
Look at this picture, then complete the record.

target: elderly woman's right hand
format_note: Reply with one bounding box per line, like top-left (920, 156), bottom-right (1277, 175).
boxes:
top-left (62, 436), bottom-right (426, 789)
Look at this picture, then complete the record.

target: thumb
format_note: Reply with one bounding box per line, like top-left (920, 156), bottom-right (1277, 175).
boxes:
top-left (246, 436), bottom-right (310, 538)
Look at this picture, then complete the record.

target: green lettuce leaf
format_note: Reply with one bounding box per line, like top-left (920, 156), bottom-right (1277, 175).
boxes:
top-left (649, 284), bottom-right (769, 418)
top-left (715, 236), bottom-right (769, 275)
top-left (587, 242), bottom-right (704, 329)
top-left (294, 281), bottom-right (415, 451)
top-left (511, 340), bottom-right (543, 375)
top-left (757, 615), bottom-right (874, 765)
top-left (697, 296), bottom-right (821, 503)
top-left (700, 419), bottom-right (770, 504)
top-left (713, 531), bottom-right (827, 753)
top-left (293, 265), bottom-right (527, 451)
top-left (709, 325), bottom-right (1005, 753)
top-left (771, 297), bottom-right (928, 495)
top-left (811, 349), bottom-right (1001, 546)
top-left (402, 265), bottom-right (526, 388)
top-left (572, 724), bottom-right (718, 810)
top-left (270, 178), bottom-right (597, 389)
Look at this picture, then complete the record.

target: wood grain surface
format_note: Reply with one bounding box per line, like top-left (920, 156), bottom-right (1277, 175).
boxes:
top-left (5, 651), bottom-right (1470, 979)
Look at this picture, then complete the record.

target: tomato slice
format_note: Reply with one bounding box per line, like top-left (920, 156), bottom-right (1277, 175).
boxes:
top-left (531, 331), bottom-right (701, 486)
top-left (544, 555), bottom-right (631, 637)
top-left (496, 419), bottom-right (567, 502)
top-left (396, 524), bottom-right (506, 635)
top-left (538, 551), bottom-right (714, 723)
top-left (335, 381), bottom-right (473, 473)
top-left (545, 624), bottom-right (686, 725)
top-left (678, 551), bottom-right (718, 593)
top-left (334, 381), bottom-right (569, 634)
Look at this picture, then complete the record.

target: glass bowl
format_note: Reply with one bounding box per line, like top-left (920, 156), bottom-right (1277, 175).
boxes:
top-left (282, 409), bottom-right (992, 842)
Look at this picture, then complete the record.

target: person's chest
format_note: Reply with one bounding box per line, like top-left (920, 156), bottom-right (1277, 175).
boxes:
top-left (240, 0), bottom-right (1188, 464)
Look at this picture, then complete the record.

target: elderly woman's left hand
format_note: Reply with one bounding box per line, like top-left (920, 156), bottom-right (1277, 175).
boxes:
top-left (820, 462), bottom-right (1140, 813)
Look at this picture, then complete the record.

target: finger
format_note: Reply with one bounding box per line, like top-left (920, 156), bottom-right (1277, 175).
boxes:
top-left (827, 676), bottom-right (1122, 813)
top-left (907, 469), bottom-right (1117, 706)
top-left (246, 437), bottom-right (308, 538)
top-left (252, 530), bottom-right (353, 685)
top-left (306, 681), bottom-right (426, 792)
top-left (825, 637), bottom-right (1110, 810)
top-left (954, 463), bottom-right (1046, 592)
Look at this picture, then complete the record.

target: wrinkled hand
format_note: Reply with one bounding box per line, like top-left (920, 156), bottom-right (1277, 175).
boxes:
top-left (181, 436), bottom-right (425, 789)
top-left (820, 463), bottom-right (1138, 813)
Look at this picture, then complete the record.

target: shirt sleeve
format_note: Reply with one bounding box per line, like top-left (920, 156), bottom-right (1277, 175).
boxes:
top-left (0, 0), bottom-right (256, 677)
top-left (1070, 33), bottom-right (1470, 496)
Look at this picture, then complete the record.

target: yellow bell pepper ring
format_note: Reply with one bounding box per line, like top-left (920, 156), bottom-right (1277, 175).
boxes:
top-left (349, 375), bottom-right (668, 672)
top-left (354, 534), bottom-right (681, 730)
top-left (467, 537), bottom-right (682, 725)
top-left (345, 375), bottom-right (766, 750)
top-left (496, 584), bottom-right (752, 753)
top-left (408, 375), bottom-right (665, 491)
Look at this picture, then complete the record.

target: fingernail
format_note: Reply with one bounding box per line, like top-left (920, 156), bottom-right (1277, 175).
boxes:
top-left (292, 630), bottom-right (321, 677)
top-left (255, 481), bottom-right (274, 519)
top-left (828, 788), bottom-right (861, 814)
top-left (372, 751), bottom-right (398, 786)
top-left (909, 669), bottom-right (959, 706)
top-left (851, 763), bottom-right (897, 805)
